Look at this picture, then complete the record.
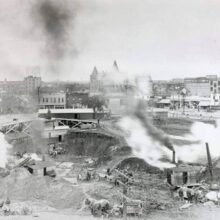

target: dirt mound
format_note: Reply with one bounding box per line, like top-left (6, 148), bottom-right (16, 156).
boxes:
top-left (0, 168), bottom-right (85, 210)
top-left (114, 157), bottom-right (161, 173)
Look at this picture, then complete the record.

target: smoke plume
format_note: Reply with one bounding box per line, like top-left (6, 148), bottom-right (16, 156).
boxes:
top-left (134, 103), bottom-right (174, 152)
top-left (0, 132), bottom-right (12, 168)
top-left (33, 0), bottom-right (80, 75)
top-left (174, 120), bottom-right (220, 164)
top-left (117, 76), bottom-right (175, 169)
top-left (30, 119), bottom-right (47, 154)
top-left (118, 115), bottom-right (174, 169)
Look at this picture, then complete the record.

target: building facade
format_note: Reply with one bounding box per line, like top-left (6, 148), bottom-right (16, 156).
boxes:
top-left (152, 80), bottom-right (184, 97)
top-left (24, 75), bottom-right (42, 95)
top-left (39, 91), bottom-right (66, 109)
top-left (0, 80), bottom-right (25, 96)
top-left (184, 77), bottom-right (211, 97)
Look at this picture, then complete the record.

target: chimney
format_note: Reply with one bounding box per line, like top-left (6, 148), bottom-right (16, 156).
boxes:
top-left (172, 150), bottom-right (176, 164)
top-left (206, 142), bottom-right (213, 182)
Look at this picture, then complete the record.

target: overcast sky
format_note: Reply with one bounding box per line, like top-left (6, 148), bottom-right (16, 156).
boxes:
top-left (1, 0), bottom-right (220, 81)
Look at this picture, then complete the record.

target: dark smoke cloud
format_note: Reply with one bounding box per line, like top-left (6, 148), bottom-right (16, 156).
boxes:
top-left (32, 0), bottom-right (80, 74)
top-left (134, 102), bottom-right (174, 152)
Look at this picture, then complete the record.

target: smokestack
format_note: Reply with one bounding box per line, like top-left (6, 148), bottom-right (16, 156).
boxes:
top-left (172, 150), bottom-right (176, 164)
top-left (206, 142), bottom-right (213, 182)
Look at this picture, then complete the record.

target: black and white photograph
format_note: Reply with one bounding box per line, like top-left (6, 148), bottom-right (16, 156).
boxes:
top-left (0, 0), bottom-right (220, 219)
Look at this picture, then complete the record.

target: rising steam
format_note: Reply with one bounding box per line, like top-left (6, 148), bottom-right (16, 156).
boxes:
top-left (118, 116), bottom-right (175, 168)
top-left (117, 74), bottom-right (175, 169)
top-left (175, 120), bottom-right (220, 163)
top-left (0, 132), bottom-right (12, 168)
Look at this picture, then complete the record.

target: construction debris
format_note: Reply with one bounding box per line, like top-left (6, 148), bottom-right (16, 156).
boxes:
top-left (179, 203), bottom-right (192, 210)
top-left (0, 200), bottom-right (33, 216)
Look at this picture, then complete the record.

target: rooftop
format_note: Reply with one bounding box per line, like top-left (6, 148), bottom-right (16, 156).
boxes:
top-left (38, 108), bottom-right (95, 114)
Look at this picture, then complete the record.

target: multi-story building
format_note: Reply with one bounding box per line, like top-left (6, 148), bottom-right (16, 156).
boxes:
top-left (184, 77), bottom-right (210, 97)
top-left (89, 61), bottom-right (136, 114)
top-left (184, 75), bottom-right (220, 97)
top-left (39, 91), bottom-right (66, 109)
top-left (0, 79), bottom-right (25, 96)
top-left (24, 75), bottom-right (42, 95)
top-left (152, 80), bottom-right (184, 97)
top-left (208, 75), bottom-right (220, 94)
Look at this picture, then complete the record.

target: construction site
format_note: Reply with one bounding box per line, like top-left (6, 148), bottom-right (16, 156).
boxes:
top-left (0, 107), bottom-right (220, 220)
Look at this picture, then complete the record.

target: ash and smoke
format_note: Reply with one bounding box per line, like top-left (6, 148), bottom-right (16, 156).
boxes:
top-left (30, 119), bottom-right (47, 154)
top-left (175, 120), bottom-right (220, 163)
top-left (134, 103), bottom-right (174, 152)
top-left (118, 116), bottom-right (175, 168)
top-left (0, 132), bottom-right (12, 168)
top-left (106, 71), bottom-right (176, 169)
top-left (33, 0), bottom-right (80, 75)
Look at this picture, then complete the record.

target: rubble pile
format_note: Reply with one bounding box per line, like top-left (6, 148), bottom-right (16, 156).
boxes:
top-left (174, 183), bottom-right (220, 211)
top-left (0, 199), bottom-right (33, 216)
top-left (0, 168), bottom-right (85, 210)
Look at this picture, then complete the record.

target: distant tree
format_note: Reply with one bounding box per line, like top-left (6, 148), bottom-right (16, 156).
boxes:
top-left (81, 95), bottom-right (107, 118)
top-left (82, 95), bottom-right (107, 112)
top-left (0, 95), bottom-right (38, 114)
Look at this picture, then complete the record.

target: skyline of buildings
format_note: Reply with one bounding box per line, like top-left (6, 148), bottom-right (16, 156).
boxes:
top-left (1, 63), bottom-right (220, 101)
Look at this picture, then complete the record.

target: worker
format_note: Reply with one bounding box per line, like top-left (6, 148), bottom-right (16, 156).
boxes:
top-left (114, 178), bottom-right (119, 186)
top-left (86, 171), bottom-right (91, 181)
top-left (107, 168), bottom-right (111, 176)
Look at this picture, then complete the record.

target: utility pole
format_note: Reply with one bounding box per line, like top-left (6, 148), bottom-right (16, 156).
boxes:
top-left (37, 86), bottom-right (41, 106)
top-left (123, 185), bottom-right (127, 220)
top-left (181, 88), bottom-right (187, 115)
top-left (206, 142), bottom-right (213, 182)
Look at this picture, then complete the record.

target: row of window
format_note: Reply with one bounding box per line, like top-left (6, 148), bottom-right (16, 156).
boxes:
top-left (42, 97), bottom-right (65, 103)
top-left (210, 87), bottom-right (220, 93)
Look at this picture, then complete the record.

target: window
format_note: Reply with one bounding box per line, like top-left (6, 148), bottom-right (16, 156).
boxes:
top-left (214, 83), bottom-right (217, 87)
top-left (218, 81), bottom-right (220, 86)
top-left (211, 87), bottom-right (213, 91)
top-left (210, 81), bottom-right (213, 85)
top-left (43, 98), bottom-right (45, 103)
top-left (58, 98), bottom-right (60, 103)
top-left (54, 98), bottom-right (56, 103)
top-left (62, 98), bottom-right (64, 103)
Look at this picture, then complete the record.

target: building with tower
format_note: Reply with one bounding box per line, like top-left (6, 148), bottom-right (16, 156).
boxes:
top-left (89, 61), bottom-right (136, 114)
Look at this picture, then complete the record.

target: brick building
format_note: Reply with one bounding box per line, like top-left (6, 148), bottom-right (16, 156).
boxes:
top-left (39, 91), bottom-right (66, 109)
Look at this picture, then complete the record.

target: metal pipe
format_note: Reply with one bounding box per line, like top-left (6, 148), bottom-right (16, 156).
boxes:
top-left (206, 142), bottom-right (213, 182)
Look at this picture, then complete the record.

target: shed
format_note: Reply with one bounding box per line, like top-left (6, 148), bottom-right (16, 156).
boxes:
top-left (166, 164), bottom-right (203, 187)
top-left (156, 99), bottom-right (171, 108)
top-left (26, 161), bottom-right (56, 176)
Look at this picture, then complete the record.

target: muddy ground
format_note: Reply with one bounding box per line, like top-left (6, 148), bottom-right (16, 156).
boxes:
top-left (2, 117), bottom-right (216, 219)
